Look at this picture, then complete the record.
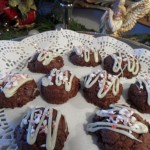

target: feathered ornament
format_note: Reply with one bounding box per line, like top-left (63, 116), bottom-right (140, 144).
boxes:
top-left (99, 0), bottom-right (150, 36)
top-left (118, 0), bottom-right (150, 33)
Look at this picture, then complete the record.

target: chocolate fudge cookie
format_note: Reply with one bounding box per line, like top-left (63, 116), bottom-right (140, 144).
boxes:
top-left (83, 70), bottom-right (123, 108)
top-left (28, 50), bottom-right (64, 74)
top-left (87, 104), bottom-right (150, 150)
top-left (103, 52), bottom-right (140, 78)
top-left (0, 73), bottom-right (39, 108)
top-left (70, 46), bottom-right (102, 67)
top-left (14, 107), bottom-right (69, 150)
top-left (128, 77), bottom-right (150, 113)
top-left (41, 68), bottom-right (80, 104)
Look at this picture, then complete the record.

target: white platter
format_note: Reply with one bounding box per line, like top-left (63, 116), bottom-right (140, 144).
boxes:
top-left (0, 29), bottom-right (150, 150)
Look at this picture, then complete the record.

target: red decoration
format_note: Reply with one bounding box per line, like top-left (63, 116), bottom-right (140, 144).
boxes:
top-left (0, 0), bottom-right (36, 28)
top-left (104, 85), bottom-right (108, 91)
top-left (17, 10), bottom-right (36, 28)
top-left (112, 125), bottom-right (117, 128)
top-left (4, 7), bottom-right (18, 20)
top-left (0, 0), bottom-right (7, 13)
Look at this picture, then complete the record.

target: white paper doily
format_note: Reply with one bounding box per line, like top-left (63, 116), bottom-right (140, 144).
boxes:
top-left (134, 48), bottom-right (150, 78)
top-left (0, 41), bottom-right (35, 74)
top-left (21, 29), bottom-right (96, 55)
top-left (96, 36), bottom-right (134, 59)
top-left (0, 30), bottom-right (149, 150)
top-left (0, 109), bottom-right (16, 150)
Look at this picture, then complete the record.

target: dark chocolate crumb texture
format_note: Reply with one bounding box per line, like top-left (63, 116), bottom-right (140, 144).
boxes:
top-left (128, 77), bottom-right (150, 113)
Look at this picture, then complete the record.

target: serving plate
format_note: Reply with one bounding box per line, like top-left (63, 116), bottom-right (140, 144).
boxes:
top-left (0, 29), bottom-right (150, 150)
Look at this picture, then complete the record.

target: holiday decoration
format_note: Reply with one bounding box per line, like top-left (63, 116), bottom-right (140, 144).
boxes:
top-left (99, 0), bottom-right (150, 36)
top-left (0, 0), bottom-right (37, 28)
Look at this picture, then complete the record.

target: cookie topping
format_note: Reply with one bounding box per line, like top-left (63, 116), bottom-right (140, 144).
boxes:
top-left (1, 73), bottom-right (32, 98)
top-left (87, 104), bottom-right (148, 142)
top-left (37, 50), bottom-right (59, 66)
top-left (111, 53), bottom-right (140, 76)
top-left (84, 70), bottom-right (120, 98)
top-left (42, 68), bottom-right (74, 92)
top-left (73, 46), bottom-right (100, 63)
top-left (20, 107), bottom-right (63, 150)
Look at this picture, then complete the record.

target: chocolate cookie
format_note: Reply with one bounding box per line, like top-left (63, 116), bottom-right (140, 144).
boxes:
top-left (70, 46), bottom-right (102, 67)
top-left (83, 70), bottom-right (123, 108)
top-left (14, 107), bottom-right (69, 150)
top-left (0, 73), bottom-right (39, 108)
top-left (128, 77), bottom-right (150, 113)
top-left (28, 50), bottom-right (64, 74)
top-left (41, 68), bottom-right (80, 104)
top-left (103, 53), bottom-right (140, 78)
top-left (87, 104), bottom-right (150, 150)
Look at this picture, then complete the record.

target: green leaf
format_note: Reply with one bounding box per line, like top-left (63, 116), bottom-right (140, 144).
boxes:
top-left (8, 0), bottom-right (20, 7)
top-left (30, 4), bottom-right (37, 10)
top-left (18, 2), bottom-right (30, 16)
top-left (26, 0), bottom-right (34, 8)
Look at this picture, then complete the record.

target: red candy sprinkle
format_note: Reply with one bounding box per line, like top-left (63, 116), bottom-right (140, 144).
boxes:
top-left (104, 85), bottom-right (108, 91)
top-left (112, 125), bottom-right (117, 128)
top-left (110, 114), bottom-right (115, 119)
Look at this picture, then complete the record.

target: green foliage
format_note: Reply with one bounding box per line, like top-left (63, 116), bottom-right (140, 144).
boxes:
top-left (8, 0), bottom-right (36, 16)
top-left (8, 0), bottom-right (20, 7)
top-left (0, 15), bottom-right (55, 40)
top-left (0, 28), bottom-right (28, 40)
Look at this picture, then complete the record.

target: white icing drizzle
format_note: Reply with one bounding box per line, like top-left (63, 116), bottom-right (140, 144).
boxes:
top-left (1, 73), bottom-right (32, 98)
top-left (37, 50), bottom-right (58, 66)
top-left (84, 70), bottom-right (120, 98)
top-left (136, 78), bottom-right (150, 106)
top-left (111, 53), bottom-right (140, 76)
top-left (87, 104), bottom-right (148, 142)
top-left (73, 46), bottom-right (100, 63)
top-left (21, 107), bottom-right (63, 150)
top-left (42, 68), bottom-right (74, 92)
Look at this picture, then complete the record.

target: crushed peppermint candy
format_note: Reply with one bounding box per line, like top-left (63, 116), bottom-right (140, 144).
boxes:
top-left (73, 45), bottom-right (95, 56)
top-left (97, 106), bottom-right (138, 128)
top-left (48, 69), bottom-right (69, 84)
top-left (2, 73), bottom-right (31, 90)
top-left (24, 109), bottom-right (50, 135)
top-left (87, 105), bottom-right (149, 143)
top-left (85, 70), bottom-right (119, 98)
top-left (112, 125), bottom-right (117, 128)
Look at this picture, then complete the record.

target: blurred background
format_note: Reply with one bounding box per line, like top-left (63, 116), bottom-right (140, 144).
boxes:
top-left (0, 0), bottom-right (149, 46)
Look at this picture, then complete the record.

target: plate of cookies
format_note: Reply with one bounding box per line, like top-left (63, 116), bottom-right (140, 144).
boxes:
top-left (0, 29), bottom-right (150, 150)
